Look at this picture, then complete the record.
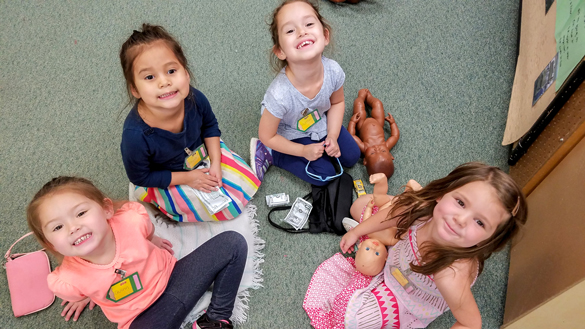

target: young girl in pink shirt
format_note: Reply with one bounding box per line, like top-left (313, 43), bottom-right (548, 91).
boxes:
top-left (27, 176), bottom-right (243, 329)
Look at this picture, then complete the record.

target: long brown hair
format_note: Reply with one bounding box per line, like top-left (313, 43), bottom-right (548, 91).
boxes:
top-left (27, 176), bottom-right (107, 259)
top-left (267, 0), bottom-right (333, 73)
top-left (119, 23), bottom-right (194, 108)
top-left (389, 162), bottom-right (527, 276)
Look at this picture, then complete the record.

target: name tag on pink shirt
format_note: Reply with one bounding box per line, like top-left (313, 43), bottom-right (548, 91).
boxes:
top-left (106, 272), bottom-right (143, 302)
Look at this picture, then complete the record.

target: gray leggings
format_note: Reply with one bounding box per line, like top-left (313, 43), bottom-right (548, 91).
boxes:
top-left (130, 231), bottom-right (247, 328)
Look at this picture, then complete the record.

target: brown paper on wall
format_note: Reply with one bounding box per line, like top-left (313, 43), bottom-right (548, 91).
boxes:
top-left (502, 0), bottom-right (558, 145)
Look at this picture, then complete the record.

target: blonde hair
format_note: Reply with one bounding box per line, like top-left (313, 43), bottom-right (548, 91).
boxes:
top-left (27, 176), bottom-right (107, 259)
top-left (267, 0), bottom-right (333, 73)
top-left (389, 162), bottom-right (528, 276)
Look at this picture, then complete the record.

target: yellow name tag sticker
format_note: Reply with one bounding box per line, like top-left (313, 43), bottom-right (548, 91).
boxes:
top-left (184, 144), bottom-right (208, 170)
top-left (297, 109), bottom-right (321, 132)
top-left (391, 268), bottom-right (408, 285)
top-left (391, 267), bottom-right (415, 293)
top-left (106, 272), bottom-right (143, 303)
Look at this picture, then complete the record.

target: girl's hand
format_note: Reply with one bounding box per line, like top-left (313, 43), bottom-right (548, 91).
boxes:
top-left (60, 297), bottom-right (95, 321)
top-left (208, 162), bottom-right (223, 188)
top-left (324, 138), bottom-right (341, 158)
top-left (340, 231), bottom-right (359, 253)
top-left (151, 235), bottom-right (174, 255)
top-left (303, 143), bottom-right (326, 161)
top-left (187, 168), bottom-right (219, 192)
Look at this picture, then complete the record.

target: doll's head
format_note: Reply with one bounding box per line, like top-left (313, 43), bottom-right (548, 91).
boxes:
top-left (120, 24), bottom-right (193, 107)
top-left (27, 176), bottom-right (114, 260)
top-left (363, 145), bottom-right (395, 179)
top-left (355, 238), bottom-right (388, 276)
top-left (268, 0), bottom-right (332, 72)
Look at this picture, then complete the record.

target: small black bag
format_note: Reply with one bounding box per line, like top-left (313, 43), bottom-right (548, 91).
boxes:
top-left (267, 172), bottom-right (353, 235)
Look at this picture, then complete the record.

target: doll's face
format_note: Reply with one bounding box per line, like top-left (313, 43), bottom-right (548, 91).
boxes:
top-left (364, 147), bottom-right (395, 178)
top-left (355, 239), bottom-right (388, 276)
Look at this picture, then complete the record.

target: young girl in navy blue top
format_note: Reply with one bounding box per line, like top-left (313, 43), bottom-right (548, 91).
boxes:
top-left (120, 24), bottom-right (260, 223)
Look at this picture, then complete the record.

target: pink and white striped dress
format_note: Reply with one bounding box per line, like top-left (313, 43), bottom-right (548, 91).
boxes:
top-left (305, 222), bottom-right (478, 329)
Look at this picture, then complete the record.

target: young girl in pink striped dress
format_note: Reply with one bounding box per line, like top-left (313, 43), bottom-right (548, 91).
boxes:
top-left (305, 162), bottom-right (528, 328)
top-left (119, 24), bottom-right (259, 222)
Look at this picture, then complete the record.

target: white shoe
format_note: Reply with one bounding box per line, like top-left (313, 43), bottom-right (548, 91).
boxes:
top-left (342, 217), bottom-right (359, 232)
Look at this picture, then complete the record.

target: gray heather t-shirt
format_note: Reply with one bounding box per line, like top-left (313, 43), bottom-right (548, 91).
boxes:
top-left (261, 56), bottom-right (345, 141)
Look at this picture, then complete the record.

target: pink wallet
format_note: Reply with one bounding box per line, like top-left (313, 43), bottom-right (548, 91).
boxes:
top-left (4, 232), bottom-right (55, 317)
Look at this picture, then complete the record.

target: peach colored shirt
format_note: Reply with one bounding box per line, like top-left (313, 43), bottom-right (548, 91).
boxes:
top-left (47, 202), bottom-right (176, 329)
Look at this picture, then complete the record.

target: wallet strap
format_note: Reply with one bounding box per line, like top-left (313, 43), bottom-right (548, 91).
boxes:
top-left (4, 232), bottom-right (44, 264)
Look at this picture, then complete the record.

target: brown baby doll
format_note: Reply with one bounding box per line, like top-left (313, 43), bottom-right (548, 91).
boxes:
top-left (347, 89), bottom-right (400, 179)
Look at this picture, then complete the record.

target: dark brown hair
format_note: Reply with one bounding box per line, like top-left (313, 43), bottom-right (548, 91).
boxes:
top-left (119, 23), bottom-right (194, 108)
top-left (389, 162), bottom-right (527, 276)
top-left (268, 0), bottom-right (333, 73)
top-left (27, 176), bottom-right (107, 259)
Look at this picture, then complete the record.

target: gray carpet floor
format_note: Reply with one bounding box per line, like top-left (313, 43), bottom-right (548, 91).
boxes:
top-left (0, 1), bottom-right (519, 328)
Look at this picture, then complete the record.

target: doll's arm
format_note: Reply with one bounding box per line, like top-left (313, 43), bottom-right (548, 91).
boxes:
top-left (347, 112), bottom-right (360, 135)
top-left (384, 113), bottom-right (400, 150)
top-left (351, 134), bottom-right (365, 152)
top-left (348, 112), bottom-right (366, 152)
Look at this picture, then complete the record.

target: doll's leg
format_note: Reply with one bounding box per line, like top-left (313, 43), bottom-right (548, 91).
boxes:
top-left (358, 203), bottom-right (399, 246)
top-left (368, 227), bottom-right (399, 246)
top-left (362, 196), bottom-right (375, 220)
top-left (406, 179), bottom-right (423, 192)
top-left (350, 194), bottom-right (373, 220)
top-left (370, 173), bottom-right (393, 207)
top-left (365, 90), bottom-right (386, 126)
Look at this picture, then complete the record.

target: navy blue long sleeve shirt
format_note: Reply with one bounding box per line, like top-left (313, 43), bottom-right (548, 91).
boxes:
top-left (120, 87), bottom-right (221, 188)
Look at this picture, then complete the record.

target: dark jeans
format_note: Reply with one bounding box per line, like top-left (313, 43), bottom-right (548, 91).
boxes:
top-left (272, 126), bottom-right (360, 186)
top-left (130, 231), bottom-right (247, 329)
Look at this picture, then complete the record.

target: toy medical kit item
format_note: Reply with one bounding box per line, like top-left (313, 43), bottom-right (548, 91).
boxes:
top-left (347, 89), bottom-right (400, 179)
top-left (283, 197), bottom-right (313, 230)
top-left (353, 179), bottom-right (366, 197)
top-left (266, 193), bottom-right (290, 207)
top-left (184, 144), bottom-right (208, 170)
top-left (191, 187), bottom-right (231, 214)
top-left (305, 157), bottom-right (343, 182)
top-left (4, 232), bottom-right (55, 317)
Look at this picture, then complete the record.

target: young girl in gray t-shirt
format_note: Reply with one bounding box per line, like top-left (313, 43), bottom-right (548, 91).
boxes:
top-left (250, 0), bottom-right (359, 186)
